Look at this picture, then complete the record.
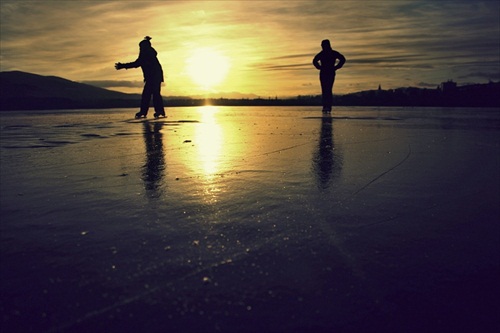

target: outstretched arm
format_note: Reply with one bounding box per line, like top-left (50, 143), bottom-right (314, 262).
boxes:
top-left (115, 57), bottom-right (141, 70)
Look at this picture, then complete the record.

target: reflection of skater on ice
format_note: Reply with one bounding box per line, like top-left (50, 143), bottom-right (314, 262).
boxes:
top-left (313, 115), bottom-right (343, 189)
top-left (142, 122), bottom-right (165, 198)
top-left (115, 36), bottom-right (166, 119)
top-left (313, 39), bottom-right (346, 113)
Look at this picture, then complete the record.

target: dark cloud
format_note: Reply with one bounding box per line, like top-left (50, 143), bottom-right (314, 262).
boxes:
top-left (256, 63), bottom-right (311, 71)
top-left (417, 82), bottom-right (439, 88)
top-left (458, 72), bottom-right (500, 80)
top-left (268, 54), bottom-right (315, 61)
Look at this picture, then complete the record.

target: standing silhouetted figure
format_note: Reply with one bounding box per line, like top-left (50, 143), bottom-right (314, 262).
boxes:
top-left (115, 36), bottom-right (166, 119)
top-left (313, 39), bottom-right (346, 113)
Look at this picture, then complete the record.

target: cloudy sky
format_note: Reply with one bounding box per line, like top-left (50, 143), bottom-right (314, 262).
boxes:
top-left (1, 0), bottom-right (499, 98)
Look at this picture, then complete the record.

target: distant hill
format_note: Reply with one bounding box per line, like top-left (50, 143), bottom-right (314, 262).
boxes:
top-left (0, 71), bottom-right (141, 110)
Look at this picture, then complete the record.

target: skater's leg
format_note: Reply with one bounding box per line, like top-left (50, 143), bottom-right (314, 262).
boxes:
top-left (320, 72), bottom-right (330, 111)
top-left (152, 82), bottom-right (165, 117)
top-left (329, 74), bottom-right (336, 111)
top-left (137, 82), bottom-right (153, 117)
top-left (320, 71), bottom-right (335, 112)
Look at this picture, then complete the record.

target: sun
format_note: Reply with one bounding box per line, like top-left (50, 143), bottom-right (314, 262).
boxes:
top-left (186, 48), bottom-right (231, 90)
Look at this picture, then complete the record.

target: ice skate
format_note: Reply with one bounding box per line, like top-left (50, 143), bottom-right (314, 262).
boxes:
top-left (154, 111), bottom-right (166, 119)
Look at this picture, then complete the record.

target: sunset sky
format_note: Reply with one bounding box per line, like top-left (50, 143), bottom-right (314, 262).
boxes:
top-left (1, 0), bottom-right (499, 98)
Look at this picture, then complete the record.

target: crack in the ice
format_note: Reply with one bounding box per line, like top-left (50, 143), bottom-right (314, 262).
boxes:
top-left (352, 144), bottom-right (412, 196)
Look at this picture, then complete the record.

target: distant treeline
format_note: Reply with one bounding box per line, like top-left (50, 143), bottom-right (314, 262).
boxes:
top-left (177, 81), bottom-right (500, 108)
top-left (333, 81), bottom-right (500, 107)
top-left (1, 69), bottom-right (499, 110)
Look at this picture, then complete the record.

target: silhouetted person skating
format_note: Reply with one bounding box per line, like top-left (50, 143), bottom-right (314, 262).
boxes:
top-left (313, 39), bottom-right (346, 113)
top-left (115, 36), bottom-right (166, 119)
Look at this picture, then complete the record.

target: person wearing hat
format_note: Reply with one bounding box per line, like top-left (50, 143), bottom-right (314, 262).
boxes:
top-left (313, 39), bottom-right (346, 113)
top-left (115, 36), bottom-right (166, 119)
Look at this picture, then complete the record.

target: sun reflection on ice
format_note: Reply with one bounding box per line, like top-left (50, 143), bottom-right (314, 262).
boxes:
top-left (196, 106), bottom-right (223, 175)
top-left (195, 106), bottom-right (224, 203)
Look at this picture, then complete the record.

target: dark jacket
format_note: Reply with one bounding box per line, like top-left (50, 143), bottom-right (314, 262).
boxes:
top-left (313, 49), bottom-right (346, 72)
top-left (122, 46), bottom-right (164, 83)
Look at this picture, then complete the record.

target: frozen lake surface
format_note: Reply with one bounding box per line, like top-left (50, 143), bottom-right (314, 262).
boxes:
top-left (1, 106), bottom-right (499, 332)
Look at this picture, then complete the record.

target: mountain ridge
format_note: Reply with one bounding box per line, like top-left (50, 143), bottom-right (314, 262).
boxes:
top-left (0, 71), bottom-right (140, 110)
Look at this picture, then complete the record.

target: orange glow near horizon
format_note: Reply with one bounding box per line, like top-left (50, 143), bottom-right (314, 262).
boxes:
top-left (1, 1), bottom-right (498, 98)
